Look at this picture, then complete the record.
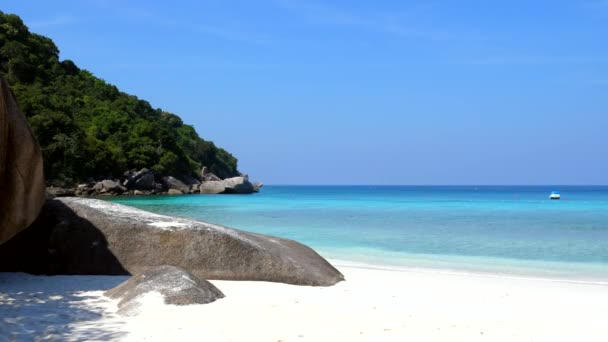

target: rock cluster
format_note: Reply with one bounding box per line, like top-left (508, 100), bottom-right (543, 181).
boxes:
top-left (54, 167), bottom-right (263, 197)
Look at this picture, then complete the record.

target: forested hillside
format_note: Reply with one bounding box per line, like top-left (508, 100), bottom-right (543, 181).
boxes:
top-left (0, 11), bottom-right (238, 186)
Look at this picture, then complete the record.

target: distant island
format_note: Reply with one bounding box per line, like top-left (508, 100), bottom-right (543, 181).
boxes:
top-left (0, 11), bottom-right (256, 195)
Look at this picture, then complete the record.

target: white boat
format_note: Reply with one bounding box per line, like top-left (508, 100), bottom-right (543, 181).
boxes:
top-left (549, 191), bottom-right (560, 200)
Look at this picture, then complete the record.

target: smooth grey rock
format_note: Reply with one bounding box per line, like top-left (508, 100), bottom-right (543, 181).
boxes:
top-left (199, 181), bottom-right (225, 194)
top-left (167, 189), bottom-right (183, 195)
top-left (161, 176), bottom-right (189, 193)
top-left (0, 78), bottom-right (46, 245)
top-left (253, 182), bottom-right (264, 193)
top-left (105, 266), bottom-right (224, 316)
top-left (0, 198), bottom-right (345, 286)
top-left (100, 179), bottom-right (126, 194)
top-left (222, 176), bottom-right (255, 194)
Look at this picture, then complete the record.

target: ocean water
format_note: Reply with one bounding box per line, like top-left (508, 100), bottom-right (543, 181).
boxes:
top-left (109, 186), bottom-right (608, 282)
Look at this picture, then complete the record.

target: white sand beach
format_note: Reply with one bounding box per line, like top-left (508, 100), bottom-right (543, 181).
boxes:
top-left (2, 263), bottom-right (608, 341)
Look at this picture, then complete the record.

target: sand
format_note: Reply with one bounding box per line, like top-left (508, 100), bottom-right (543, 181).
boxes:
top-left (2, 263), bottom-right (608, 341)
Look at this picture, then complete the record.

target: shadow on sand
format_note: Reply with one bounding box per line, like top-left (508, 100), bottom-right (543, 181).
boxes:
top-left (0, 199), bottom-right (133, 340)
top-left (0, 273), bottom-right (129, 341)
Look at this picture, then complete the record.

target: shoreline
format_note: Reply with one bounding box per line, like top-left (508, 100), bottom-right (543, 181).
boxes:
top-left (328, 258), bottom-right (608, 287)
top-left (331, 259), bottom-right (608, 287)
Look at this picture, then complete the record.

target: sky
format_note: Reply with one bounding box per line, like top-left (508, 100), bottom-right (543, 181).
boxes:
top-left (3, 0), bottom-right (608, 185)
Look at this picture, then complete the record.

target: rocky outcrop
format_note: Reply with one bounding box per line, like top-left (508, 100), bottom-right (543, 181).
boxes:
top-left (44, 163), bottom-right (260, 196)
top-left (161, 176), bottom-right (190, 194)
top-left (105, 266), bottom-right (224, 316)
top-left (124, 168), bottom-right (155, 190)
top-left (0, 198), bottom-right (344, 286)
top-left (0, 78), bottom-right (46, 245)
top-left (222, 175), bottom-right (255, 194)
top-left (198, 175), bottom-right (262, 194)
top-left (200, 180), bottom-right (225, 194)
top-left (94, 179), bottom-right (127, 195)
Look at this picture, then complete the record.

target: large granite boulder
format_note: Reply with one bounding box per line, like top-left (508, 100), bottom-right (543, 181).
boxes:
top-left (94, 179), bottom-right (126, 195)
top-left (0, 78), bottom-right (46, 245)
top-left (161, 176), bottom-right (189, 193)
top-left (124, 168), bottom-right (155, 190)
top-left (134, 172), bottom-right (155, 190)
top-left (200, 180), bottom-right (225, 194)
top-left (222, 176), bottom-right (255, 194)
top-left (0, 198), bottom-right (344, 286)
top-left (105, 265), bottom-right (224, 316)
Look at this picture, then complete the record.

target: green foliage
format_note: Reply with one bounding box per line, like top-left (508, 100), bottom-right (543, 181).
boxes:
top-left (0, 11), bottom-right (239, 185)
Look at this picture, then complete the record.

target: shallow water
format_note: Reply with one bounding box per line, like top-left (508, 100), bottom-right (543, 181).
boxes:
top-left (109, 186), bottom-right (608, 281)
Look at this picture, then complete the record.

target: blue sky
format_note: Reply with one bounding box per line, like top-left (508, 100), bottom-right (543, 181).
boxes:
top-left (4, 0), bottom-right (608, 184)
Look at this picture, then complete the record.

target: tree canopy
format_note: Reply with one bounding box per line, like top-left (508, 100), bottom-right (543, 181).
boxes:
top-left (0, 11), bottom-right (239, 186)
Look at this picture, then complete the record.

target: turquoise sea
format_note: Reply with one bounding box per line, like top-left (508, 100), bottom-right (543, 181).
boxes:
top-left (109, 186), bottom-right (608, 282)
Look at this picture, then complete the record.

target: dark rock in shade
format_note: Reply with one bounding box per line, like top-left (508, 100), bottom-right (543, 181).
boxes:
top-left (123, 168), bottom-right (155, 190)
top-left (199, 180), bottom-right (225, 194)
top-left (161, 176), bottom-right (190, 193)
top-left (123, 168), bottom-right (153, 189)
top-left (133, 172), bottom-right (154, 190)
top-left (222, 176), bottom-right (255, 194)
top-left (180, 175), bottom-right (201, 186)
top-left (105, 265), bottom-right (224, 316)
top-left (0, 199), bottom-right (128, 275)
top-left (152, 182), bottom-right (164, 193)
top-left (0, 198), bottom-right (344, 286)
top-left (0, 78), bottom-right (46, 245)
